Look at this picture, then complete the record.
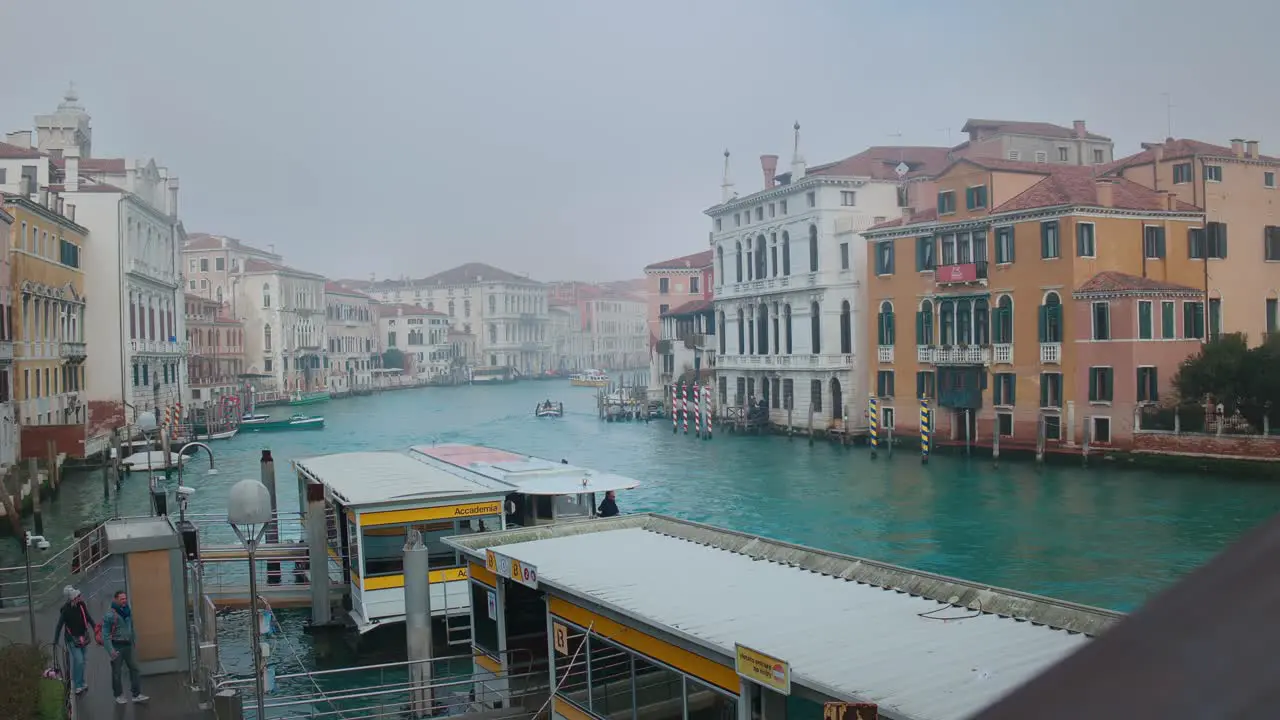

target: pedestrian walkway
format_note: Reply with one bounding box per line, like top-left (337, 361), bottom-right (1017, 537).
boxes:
top-left (0, 559), bottom-right (212, 719)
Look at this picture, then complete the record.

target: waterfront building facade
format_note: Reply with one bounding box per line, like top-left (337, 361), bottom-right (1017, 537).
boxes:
top-left (653, 299), bottom-right (716, 390)
top-left (366, 263), bottom-right (551, 374)
top-left (324, 283), bottom-right (379, 394)
top-left (182, 233), bottom-right (284, 305)
top-left (547, 302), bottom-right (584, 371)
top-left (862, 157), bottom-right (1209, 450)
top-left (3, 191), bottom-right (88, 458)
top-left (0, 208), bottom-right (16, 467)
top-left (1111, 137), bottom-right (1280, 344)
top-left (236, 259), bottom-right (327, 394)
top-left (183, 293), bottom-right (244, 406)
top-left (708, 136), bottom-right (952, 433)
top-left (642, 250), bottom-right (713, 345)
top-left (377, 303), bottom-right (451, 378)
top-left (955, 119), bottom-right (1114, 167)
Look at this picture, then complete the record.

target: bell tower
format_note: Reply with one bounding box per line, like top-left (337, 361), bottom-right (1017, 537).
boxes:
top-left (34, 82), bottom-right (93, 158)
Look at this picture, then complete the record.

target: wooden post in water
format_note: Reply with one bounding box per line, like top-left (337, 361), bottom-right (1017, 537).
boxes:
top-left (160, 424), bottom-right (172, 471)
top-left (887, 424), bottom-right (894, 458)
top-left (27, 457), bottom-right (42, 536)
top-left (1035, 415), bottom-right (1046, 464)
top-left (1082, 416), bottom-right (1091, 468)
top-left (807, 406), bottom-right (815, 446)
top-left (964, 409), bottom-right (972, 457)
top-left (787, 401), bottom-right (794, 439)
top-left (991, 414), bottom-right (1001, 468)
top-left (46, 440), bottom-right (58, 493)
top-left (0, 467), bottom-right (22, 538)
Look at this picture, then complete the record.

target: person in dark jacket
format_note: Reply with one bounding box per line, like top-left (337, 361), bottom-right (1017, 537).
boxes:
top-left (103, 590), bottom-right (149, 705)
top-left (597, 491), bottom-right (619, 518)
top-left (53, 585), bottom-right (93, 694)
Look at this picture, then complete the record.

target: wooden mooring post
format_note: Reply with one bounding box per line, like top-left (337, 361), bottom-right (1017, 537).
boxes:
top-left (27, 457), bottom-right (42, 536)
top-left (1035, 415), bottom-right (1047, 464)
top-left (992, 414), bottom-right (1001, 468)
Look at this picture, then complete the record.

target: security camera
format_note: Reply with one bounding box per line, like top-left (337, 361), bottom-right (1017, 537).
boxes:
top-left (25, 533), bottom-right (50, 551)
top-left (176, 485), bottom-right (196, 497)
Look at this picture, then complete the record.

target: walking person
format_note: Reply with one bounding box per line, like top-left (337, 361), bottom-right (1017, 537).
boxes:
top-left (102, 590), bottom-right (149, 705)
top-left (52, 585), bottom-right (93, 695)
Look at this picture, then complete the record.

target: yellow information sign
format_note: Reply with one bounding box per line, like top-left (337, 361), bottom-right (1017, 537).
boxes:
top-left (360, 500), bottom-right (503, 527)
top-left (734, 643), bottom-right (791, 695)
top-left (552, 621), bottom-right (570, 655)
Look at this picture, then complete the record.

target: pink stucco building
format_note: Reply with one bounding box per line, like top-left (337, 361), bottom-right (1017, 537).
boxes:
top-left (642, 250), bottom-right (713, 347)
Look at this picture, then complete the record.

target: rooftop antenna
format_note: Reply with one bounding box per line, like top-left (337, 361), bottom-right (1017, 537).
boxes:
top-left (888, 131), bottom-right (906, 164)
top-left (1162, 92), bottom-right (1175, 138)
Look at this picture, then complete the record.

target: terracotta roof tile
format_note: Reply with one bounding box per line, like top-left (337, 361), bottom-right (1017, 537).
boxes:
top-left (50, 156), bottom-right (126, 173)
top-left (992, 166), bottom-right (1200, 214)
top-left (1110, 137), bottom-right (1280, 171)
top-left (1073, 271), bottom-right (1203, 297)
top-left (807, 146), bottom-right (953, 181)
top-left (662, 298), bottom-right (714, 316)
top-left (645, 250), bottom-right (713, 271)
top-left (960, 118), bottom-right (1111, 142)
top-left (0, 141), bottom-right (42, 159)
top-left (420, 262), bottom-right (535, 285)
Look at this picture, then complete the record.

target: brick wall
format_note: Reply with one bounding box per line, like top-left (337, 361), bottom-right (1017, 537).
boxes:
top-left (21, 424), bottom-right (88, 460)
top-left (1132, 431), bottom-right (1280, 461)
top-left (88, 400), bottom-right (125, 440)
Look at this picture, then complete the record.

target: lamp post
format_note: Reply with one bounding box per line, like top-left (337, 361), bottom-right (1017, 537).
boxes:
top-left (23, 531), bottom-right (50, 644)
top-left (227, 479), bottom-right (272, 719)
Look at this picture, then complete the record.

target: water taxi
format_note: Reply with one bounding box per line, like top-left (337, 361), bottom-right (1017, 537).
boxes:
top-left (534, 401), bottom-right (564, 418)
top-left (242, 413), bottom-right (271, 424)
top-left (242, 413), bottom-right (325, 432)
top-left (292, 444), bottom-right (639, 635)
top-left (569, 369), bottom-right (609, 387)
top-left (120, 450), bottom-right (189, 472)
top-left (470, 366), bottom-right (515, 384)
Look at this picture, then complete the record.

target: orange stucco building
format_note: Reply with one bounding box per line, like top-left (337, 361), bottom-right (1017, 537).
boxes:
top-left (1111, 137), bottom-right (1280, 344)
top-left (862, 158), bottom-right (1217, 451)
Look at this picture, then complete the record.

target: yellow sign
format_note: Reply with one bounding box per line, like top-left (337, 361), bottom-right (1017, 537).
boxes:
top-left (485, 549), bottom-right (497, 573)
top-left (735, 643), bottom-right (791, 695)
top-left (359, 566), bottom-right (469, 591)
top-left (360, 500), bottom-right (503, 527)
top-left (824, 703), bottom-right (877, 720)
top-left (552, 621), bottom-right (569, 655)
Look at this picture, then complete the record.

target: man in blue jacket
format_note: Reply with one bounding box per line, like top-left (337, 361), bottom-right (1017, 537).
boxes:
top-left (102, 590), bottom-right (149, 705)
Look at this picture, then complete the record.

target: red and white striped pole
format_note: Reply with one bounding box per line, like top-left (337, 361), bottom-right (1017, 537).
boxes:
top-left (671, 384), bottom-right (678, 434)
top-left (704, 384), bottom-right (713, 439)
top-left (693, 385), bottom-right (702, 437)
top-left (681, 383), bottom-right (689, 434)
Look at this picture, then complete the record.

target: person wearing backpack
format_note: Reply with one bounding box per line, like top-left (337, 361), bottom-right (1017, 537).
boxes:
top-left (101, 590), bottom-right (149, 705)
top-left (51, 585), bottom-right (93, 694)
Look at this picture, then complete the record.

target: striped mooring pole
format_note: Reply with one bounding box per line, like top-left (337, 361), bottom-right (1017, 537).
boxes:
top-left (868, 396), bottom-right (880, 459)
top-left (681, 383), bottom-right (689, 434)
top-left (919, 399), bottom-right (931, 464)
top-left (692, 385), bottom-right (702, 438)
top-left (671, 384), bottom-right (678, 434)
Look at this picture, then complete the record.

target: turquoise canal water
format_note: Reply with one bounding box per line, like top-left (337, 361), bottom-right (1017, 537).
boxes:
top-left (10, 381), bottom-right (1280, 682)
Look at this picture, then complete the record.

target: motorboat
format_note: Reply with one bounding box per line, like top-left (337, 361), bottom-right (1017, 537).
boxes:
top-left (121, 450), bottom-right (189, 472)
top-left (535, 401), bottom-right (564, 418)
top-left (242, 413), bottom-right (271, 424)
top-left (570, 369), bottom-right (609, 387)
top-left (242, 413), bottom-right (325, 432)
top-left (288, 392), bottom-right (331, 406)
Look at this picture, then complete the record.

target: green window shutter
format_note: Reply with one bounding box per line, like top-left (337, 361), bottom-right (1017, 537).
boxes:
top-left (1138, 302), bottom-right (1152, 339)
top-left (1182, 302), bottom-right (1193, 338)
top-left (877, 313), bottom-right (885, 345)
top-left (1088, 368), bottom-right (1098, 401)
top-left (915, 238), bottom-right (923, 271)
top-left (1040, 224), bottom-right (1048, 257)
top-left (1037, 305), bottom-right (1047, 342)
top-left (936, 193), bottom-right (945, 214)
top-left (887, 312), bottom-right (895, 345)
top-left (1162, 302), bottom-right (1174, 338)
top-left (915, 311), bottom-right (924, 345)
top-left (1150, 368), bottom-right (1159, 401)
top-left (1040, 374), bottom-right (1048, 407)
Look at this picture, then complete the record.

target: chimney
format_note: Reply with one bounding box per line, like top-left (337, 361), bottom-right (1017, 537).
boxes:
top-left (1152, 143), bottom-right (1164, 164)
top-left (4, 130), bottom-right (32, 148)
top-left (55, 195), bottom-right (64, 216)
top-left (760, 155), bottom-right (779, 189)
top-left (38, 188), bottom-right (49, 208)
top-left (1166, 192), bottom-right (1178, 211)
top-left (1230, 139), bottom-right (1245, 158)
top-left (1246, 140), bottom-right (1260, 159)
top-left (64, 147), bottom-right (80, 192)
top-left (167, 177), bottom-right (180, 218)
top-left (1095, 179), bottom-right (1114, 208)
top-left (1073, 120), bottom-right (1087, 139)
top-left (66, 203), bottom-right (75, 223)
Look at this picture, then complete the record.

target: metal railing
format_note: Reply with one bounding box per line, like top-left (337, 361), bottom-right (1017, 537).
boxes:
top-left (213, 651), bottom-right (551, 720)
top-left (0, 522), bottom-right (112, 612)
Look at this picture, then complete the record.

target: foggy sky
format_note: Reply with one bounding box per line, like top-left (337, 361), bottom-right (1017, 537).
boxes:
top-left (3, 0), bottom-right (1277, 283)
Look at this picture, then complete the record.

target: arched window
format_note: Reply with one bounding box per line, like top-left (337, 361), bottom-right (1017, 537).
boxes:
top-left (810, 301), bottom-right (821, 354)
top-left (993, 296), bottom-right (1013, 343)
top-left (784, 304), bottom-right (793, 354)
top-left (736, 308), bottom-right (745, 354)
top-left (264, 324), bottom-right (272, 351)
top-left (448, 299), bottom-right (455, 317)
top-left (735, 241), bottom-right (743, 283)
top-left (756, 304), bottom-right (768, 355)
top-left (957, 300), bottom-right (973, 344)
top-left (808, 225), bottom-right (819, 272)
top-left (746, 304), bottom-right (756, 354)
top-left (917, 300), bottom-right (935, 345)
top-left (755, 234), bottom-right (767, 280)
top-left (781, 231), bottom-right (791, 275)
top-left (830, 378), bottom-right (843, 420)
top-left (769, 233), bottom-right (778, 277)
top-left (718, 311), bottom-right (726, 354)
top-left (716, 246), bottom-right (724, 285)
top-left (1040, 292), bottom-right (1063, 343)
top-left (262, 283), bottom-right (271, 308)
top-left (974, 298), bottom-right (990, 345)
top-left (771, 303), bottom-right (780, 354)
top-left (940, 300), bottom-right (956, 345)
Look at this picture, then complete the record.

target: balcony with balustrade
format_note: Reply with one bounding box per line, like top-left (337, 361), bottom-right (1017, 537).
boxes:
top-left (59, 341), bottom-right (87, 360)
top-left (1039, 342), bottom-right (1062, 364)
top-left (993, 343), bottom-right (1013, 365)
top-left (877, 345), bottom-right (894, 364)
top-left (916, 345), bottom-right (992, 365)
top-left (933, 260), bottom-right (989, 288)
top-left (129, 339), bottom-right (189, 355)
top-left (717, 353), bottom-right (852, 370)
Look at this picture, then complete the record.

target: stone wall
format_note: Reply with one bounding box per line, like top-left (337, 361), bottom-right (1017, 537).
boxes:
top-left (1132, 431), bottom-right (1280, 461)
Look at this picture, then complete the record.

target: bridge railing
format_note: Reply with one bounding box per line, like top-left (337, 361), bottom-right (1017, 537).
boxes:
top-left (213, 650), bottom-right (550, 720)
top-left (0, 521), bottom-right (112, 612)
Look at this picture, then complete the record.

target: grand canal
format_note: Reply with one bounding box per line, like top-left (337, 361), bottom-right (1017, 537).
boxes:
top-left (12, 381), bottom-right (1280, 679)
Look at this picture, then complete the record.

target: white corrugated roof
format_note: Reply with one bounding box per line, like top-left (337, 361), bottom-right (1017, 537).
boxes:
top-left (294, 452), bottom-right (509, 507)
top-left (491, 527), bottom-right (1092, 720)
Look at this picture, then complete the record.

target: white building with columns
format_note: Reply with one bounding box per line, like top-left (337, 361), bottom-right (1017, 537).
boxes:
top-left (235, 259), bottom-right (328, 394)
top-left (27, 88), bottom-right (189, 441)
top-left (324, 282), bottom-right (379, 393)
top-left (707, 126), bottom-right (951, 433)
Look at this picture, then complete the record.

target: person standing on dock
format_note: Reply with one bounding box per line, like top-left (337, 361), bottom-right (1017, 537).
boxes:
top-left (52, 585), bottom-right (93, 694)
top-left (102, 590), bottom-right (149, 705)
top-left (598, 490), bottom-right (619, 518)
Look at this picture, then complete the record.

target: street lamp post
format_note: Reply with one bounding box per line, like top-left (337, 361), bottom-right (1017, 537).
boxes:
top-left (227, 479), bottom-right (272, 719)
top-left (23, 531), bottom-right (50, 643)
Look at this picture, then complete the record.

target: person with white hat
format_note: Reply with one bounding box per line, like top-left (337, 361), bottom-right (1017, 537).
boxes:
top-left (52, 585), bottom-right (93, 694)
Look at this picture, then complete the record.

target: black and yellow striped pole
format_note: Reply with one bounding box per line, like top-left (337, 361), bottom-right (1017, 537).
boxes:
top-left (919, 398), bottom-right (931, 465)
top-left (868, 396), bottom-right (880, 459)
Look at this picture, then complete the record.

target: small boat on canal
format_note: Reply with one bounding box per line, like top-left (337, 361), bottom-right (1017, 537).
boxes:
top-left (120, 450), bottom-right (190, 473)
top-left (242, 413), bottom-right (271, 424)
top-left (569, 369), bottom-right (609, 387)
top-left (289, 391), bottom-right (331, 406)
top-left (241, 413), bottom-right (325, 432)
top-left (292, 443), bottom-right (639, 635)
top-left (534, 401), bottom-right (564, 418)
